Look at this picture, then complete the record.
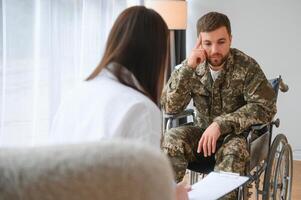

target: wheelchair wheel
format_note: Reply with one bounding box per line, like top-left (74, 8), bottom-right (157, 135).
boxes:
top-left (262, 134), bottom-right (293, 200)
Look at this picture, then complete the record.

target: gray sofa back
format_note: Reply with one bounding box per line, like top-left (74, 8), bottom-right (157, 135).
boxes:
top-left (0, 140), bottom-right (174, 200)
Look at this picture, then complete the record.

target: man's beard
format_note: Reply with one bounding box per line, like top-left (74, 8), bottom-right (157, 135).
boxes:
top-left (208, 53), bottom-right (228, 67)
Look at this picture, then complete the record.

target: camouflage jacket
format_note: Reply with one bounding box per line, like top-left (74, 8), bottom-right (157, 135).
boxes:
top-left (161, 48), bottom-right (277, 135)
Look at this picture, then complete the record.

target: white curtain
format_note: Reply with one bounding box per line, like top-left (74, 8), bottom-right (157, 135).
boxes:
top-left (0, 0), bottom-right (140, 147)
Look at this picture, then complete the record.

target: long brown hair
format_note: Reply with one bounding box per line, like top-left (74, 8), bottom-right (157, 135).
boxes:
top-left (86, 6), bottom-right (169, 105)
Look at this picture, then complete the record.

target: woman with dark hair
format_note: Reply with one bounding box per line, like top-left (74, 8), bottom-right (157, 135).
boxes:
top-left (50, 6), bottom-right (169, 148)
top-left (50, 6), bottom-right (190, 200)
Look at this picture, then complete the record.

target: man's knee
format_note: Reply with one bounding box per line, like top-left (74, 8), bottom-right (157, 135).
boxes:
top-left (221, 136), bottom-right (249, 161)
top-left (215, 136), bottom-right (249, 174)
top-left (161, 127), bottom-right (195, 182)
top-left (162, 128), bottom-right (185, 155)
top-left (162, 126), bottom-right (199, 155)
top-left (215, 154), bottom-right (246, 174)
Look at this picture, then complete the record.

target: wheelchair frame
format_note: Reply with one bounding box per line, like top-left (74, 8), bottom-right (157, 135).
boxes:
top-left (164, 76), bottom-right (293, 200)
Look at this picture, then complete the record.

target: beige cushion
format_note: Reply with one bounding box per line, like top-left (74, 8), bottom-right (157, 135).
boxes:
top-left (0, 140), bottom-right (174, 200)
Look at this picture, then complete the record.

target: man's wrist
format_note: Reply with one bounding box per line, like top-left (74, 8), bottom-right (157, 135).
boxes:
top-left (182, 59), bottom-right (196, 72)
top-left (213, 117), bottom-right (233, 135)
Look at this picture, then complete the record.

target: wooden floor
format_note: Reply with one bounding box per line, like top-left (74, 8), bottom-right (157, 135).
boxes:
top-left (292, 161), bottom-right (301, 200)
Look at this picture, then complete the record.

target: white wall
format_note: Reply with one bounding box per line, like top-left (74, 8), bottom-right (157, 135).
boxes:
top-left (187, 0), bottom-right (301, 160)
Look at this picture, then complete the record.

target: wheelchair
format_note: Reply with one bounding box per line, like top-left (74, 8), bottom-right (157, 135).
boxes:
top-left (164, 76), bottom-right (293, 200)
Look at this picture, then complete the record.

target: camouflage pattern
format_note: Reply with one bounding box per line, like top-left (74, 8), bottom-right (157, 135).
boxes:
top-left (161, 48), bottom-right (277, 199)
top-left (162, 126), bottom-right (204, 182)
top-left (214, 135), bottom-right (249, 200)
top-left (161, 48), bottom-right (277, 134)
top-left (162, 126), bottom-right (249, 179)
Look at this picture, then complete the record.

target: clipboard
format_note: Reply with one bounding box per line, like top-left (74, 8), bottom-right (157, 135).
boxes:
top-left (188, 171), bottom-right (249, 200)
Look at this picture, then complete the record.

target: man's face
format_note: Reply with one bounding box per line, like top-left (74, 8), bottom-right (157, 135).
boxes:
top-left (200, 26), bottom-right (232, 67)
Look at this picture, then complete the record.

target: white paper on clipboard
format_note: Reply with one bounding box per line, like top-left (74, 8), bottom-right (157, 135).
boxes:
top-left (188, 171), bottom-right (249, 200)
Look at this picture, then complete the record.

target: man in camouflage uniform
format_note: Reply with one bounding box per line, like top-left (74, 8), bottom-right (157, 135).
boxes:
top-left (161, 12), bottom-right (277, 199)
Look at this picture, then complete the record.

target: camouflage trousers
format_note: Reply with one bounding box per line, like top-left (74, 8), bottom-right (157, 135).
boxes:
top-left (161, 125), bottom-right (249, 200)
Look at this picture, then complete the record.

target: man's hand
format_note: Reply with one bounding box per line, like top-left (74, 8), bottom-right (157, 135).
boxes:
top-left (197, 122), bottom-right (221, 157)
top-left (187, 35), bottom-right (207, 69)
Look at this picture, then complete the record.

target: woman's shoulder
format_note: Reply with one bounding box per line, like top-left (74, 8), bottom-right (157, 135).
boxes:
top-left (90, 69), bottom-right (158, 108)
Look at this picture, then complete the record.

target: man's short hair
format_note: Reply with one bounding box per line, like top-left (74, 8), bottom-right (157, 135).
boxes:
top-left (197, 12), bottom-right (231, 36)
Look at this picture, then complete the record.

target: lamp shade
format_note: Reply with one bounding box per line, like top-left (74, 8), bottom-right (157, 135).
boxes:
top-left (145, 0), bottom-right (187, 30)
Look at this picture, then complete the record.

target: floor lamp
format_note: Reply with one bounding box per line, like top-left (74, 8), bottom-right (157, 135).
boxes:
top-left (145, 0), bottom-right (187, 130)
top-left (145, 0), bottom-right (187, 78)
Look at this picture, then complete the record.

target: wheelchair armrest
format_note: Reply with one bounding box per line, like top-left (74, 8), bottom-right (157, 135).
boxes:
top-left (250, 124), bottom-right (269, 132)
top-left (245, 123), bottom-right (269, 145)
top-left (164, 109), bottom-right (195, 130)
top-left (164, 109), bottom-right (195, 120)
top-left (249, 118), bottom-right (280, 133)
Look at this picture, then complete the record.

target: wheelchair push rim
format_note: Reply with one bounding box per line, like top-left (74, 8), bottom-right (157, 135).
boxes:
top-left (262, 134), bottom-right (293, 200)
top-left (273, 143), bottom-right (293, 200)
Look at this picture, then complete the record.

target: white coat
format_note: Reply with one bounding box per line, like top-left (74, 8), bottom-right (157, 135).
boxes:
top-left (49, 68), bottom-right (161, 149)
